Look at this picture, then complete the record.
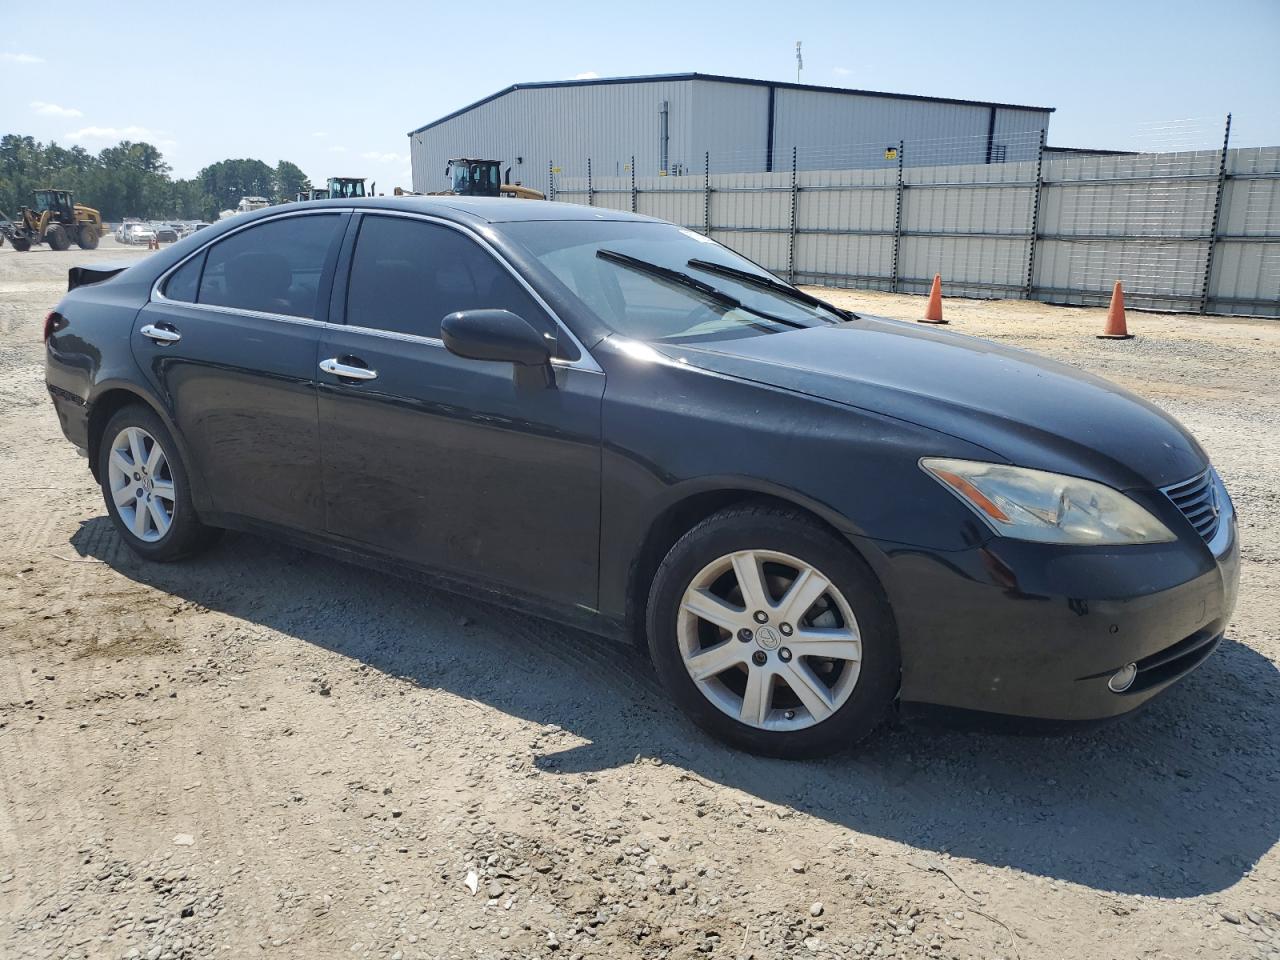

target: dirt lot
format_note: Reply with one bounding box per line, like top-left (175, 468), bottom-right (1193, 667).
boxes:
top-left (1, 240), bottom-right (1277, 960)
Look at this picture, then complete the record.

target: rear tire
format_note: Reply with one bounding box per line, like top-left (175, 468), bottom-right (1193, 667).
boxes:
top-left (646, 502), bottom-right (899, 758)
top-left (10, 236), bottom-right (31, 252)
top-left (46, 223), bottom-right (70, 251)
top-left (97, 404), bottom-right (221, 562)
top-left (76, 225), bottom-right (99, 250)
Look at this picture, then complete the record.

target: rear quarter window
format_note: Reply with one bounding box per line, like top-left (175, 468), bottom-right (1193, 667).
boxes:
top-left (162, 251), bottom-right (205, 303)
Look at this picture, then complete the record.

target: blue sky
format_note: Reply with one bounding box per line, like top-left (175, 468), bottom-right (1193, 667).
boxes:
top-left (2, 0), bottom-right (1277, 183)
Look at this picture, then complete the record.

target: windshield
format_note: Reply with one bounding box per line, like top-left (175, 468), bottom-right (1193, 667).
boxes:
top-left (498, 220), bottom-right (843, 344)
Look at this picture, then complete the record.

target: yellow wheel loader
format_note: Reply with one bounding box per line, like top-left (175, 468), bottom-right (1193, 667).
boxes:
top-left (2, 189), bottom-right (107, 252)
top-left (395, 159), bottom-right (545, 201)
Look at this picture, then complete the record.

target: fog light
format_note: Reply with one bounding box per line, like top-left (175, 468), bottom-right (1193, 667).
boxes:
top-left (1108, 662), bottom-right (1138, 693)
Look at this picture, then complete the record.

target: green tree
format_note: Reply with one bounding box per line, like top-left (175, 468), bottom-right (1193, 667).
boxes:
top-left (196, 158), bottom-right (276, 213)
top-left (274, 160), bottom-right (309, 202)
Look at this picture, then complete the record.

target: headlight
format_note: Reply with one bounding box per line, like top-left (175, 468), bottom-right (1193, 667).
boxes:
top-left (920, 458), bottom-right (1176, 545)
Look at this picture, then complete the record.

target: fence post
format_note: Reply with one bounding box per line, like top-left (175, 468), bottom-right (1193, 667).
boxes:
top-left (586, 158), bottom-right (594, 207)
top-left (890, 140), bottom-right (904, 293)
top-left (787, 146), bottom-right (798, 283)
top-left (547, 161), bottom-right (556, 202)
top-left (630, 155), bottom-right (637, 213)
top-left (1023, 128), bottom-right (1046, 299)
top-left (703, 152), bottom-right (711, 235)
top-left (1200, 113), bottom-right (1232, 315)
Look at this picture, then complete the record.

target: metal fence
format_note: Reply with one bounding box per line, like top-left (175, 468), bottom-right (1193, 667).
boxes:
top-left (548, 118), bottom-right (1280, 318)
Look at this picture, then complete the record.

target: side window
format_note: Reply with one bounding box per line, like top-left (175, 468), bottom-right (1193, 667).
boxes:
top-left (197, 214), bottom-right (341, 319)
top-left (345, 216), bottom-right (552, 342)
top-left (163, 250), bottom-right (205, 303)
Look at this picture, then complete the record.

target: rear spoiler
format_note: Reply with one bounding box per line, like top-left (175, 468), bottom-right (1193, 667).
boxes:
top-left (68, 261), bottom-right (134, 292)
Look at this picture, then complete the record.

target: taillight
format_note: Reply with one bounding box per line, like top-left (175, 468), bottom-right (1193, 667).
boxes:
top-left (43, 311), bottom-right (67, 343)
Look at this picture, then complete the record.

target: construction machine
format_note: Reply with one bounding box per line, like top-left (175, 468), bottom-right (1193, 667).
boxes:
top-left (327, 177), bottom-right (369, 199)
top-left (435, 159), bottom-right (545, 200)
top-left (1, 189), bottom-right (107, 252)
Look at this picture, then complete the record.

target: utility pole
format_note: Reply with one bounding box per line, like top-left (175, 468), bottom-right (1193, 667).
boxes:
top-left (795, 41), bottom-right (803, 83)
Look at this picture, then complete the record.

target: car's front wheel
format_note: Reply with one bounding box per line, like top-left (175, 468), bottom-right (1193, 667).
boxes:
top-left (647, 503), bottom-right (899, 757)
top-left (98, 405), bottom-right (220, 561)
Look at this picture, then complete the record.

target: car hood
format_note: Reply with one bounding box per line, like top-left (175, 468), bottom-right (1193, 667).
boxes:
top-left (651, 316), bottom-right (1208, 490)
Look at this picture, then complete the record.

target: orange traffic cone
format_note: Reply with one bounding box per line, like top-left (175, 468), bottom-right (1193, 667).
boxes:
top-left (919, 274), bottom-right (947, 324)
top-left (1097, 281), bottom-right (1134, 340)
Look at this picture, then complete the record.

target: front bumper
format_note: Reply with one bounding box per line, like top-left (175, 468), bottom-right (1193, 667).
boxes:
top-left (860, 511), bottom-right (1240, 723)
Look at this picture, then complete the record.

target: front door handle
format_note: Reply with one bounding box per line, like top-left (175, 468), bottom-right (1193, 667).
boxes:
top-left (140, 323), bottom-right (181, 343)
top-left (319, 357), bottom-right (378, 381)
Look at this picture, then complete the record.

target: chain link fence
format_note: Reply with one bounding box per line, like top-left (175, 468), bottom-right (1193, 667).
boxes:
top-left (548, 118), bottom-right (1279, 318)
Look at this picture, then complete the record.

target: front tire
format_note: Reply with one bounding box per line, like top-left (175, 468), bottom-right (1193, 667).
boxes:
top-left (97, 405), bottom-right (220, 561)
top-left (46, 223), bottom-right (70, 251)
top-left (77, 224), bottom-right (100, 249)
top-left (646, 503), bottom-right (899, 757)
top-left (10, 236), bottom-right (31, 252)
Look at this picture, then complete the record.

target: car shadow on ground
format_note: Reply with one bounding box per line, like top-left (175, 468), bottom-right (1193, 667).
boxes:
top-left (71, 518), bottom-right (1279, 900)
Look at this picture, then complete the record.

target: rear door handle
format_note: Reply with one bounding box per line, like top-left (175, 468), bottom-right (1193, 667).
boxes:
top-left (140, 323), bottom-right (181, 343)
top-left (319, 357), bottom-right (378, 381)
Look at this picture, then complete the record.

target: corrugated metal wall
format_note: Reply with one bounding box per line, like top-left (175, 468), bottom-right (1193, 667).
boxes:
top-left (554, 147), bottom-right (1280, 318)
top-left (409, 78), bottom-right (1052, 193)
top-left (410, 79), bottom-right (698, 196)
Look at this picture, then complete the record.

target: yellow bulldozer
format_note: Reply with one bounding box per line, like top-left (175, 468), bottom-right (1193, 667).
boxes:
top-left (1, 189), bottom-right (107, 252)
top-left (394, 158), bottom-right (545, 201)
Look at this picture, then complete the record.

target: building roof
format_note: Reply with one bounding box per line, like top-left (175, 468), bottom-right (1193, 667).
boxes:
top-left (408, 72), bottom-right (1056, 137)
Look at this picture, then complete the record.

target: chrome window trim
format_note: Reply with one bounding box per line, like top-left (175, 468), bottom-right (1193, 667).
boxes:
top-left (149, 206), bottom-right (602, 374)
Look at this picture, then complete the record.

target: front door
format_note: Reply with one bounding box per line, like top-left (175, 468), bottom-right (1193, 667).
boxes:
top-left (132, 211), bottom-right (347, 531)
top-left (316, 213), bottom-right (604, 608)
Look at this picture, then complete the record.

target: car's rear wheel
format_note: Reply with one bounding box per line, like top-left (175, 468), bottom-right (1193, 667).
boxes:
top-left (98, 405), bottom-right (219, 561)
top-left (646, 503), bottom-right (899, 757)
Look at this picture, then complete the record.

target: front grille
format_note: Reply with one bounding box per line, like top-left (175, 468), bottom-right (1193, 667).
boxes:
top-left (1162, 469), bottom-right (1220, 542)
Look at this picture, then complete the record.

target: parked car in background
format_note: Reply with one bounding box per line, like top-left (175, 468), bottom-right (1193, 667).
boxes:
top-left (123, 223), bottom-right (156, 245)
top-left (43, 198), bottom-right (1239, 757)
top-left (153, 224), bottom-right (179, 243)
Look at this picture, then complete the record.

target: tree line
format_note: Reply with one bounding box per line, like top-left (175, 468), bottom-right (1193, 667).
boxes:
top-left (0, 134), bottom-right (311, 223)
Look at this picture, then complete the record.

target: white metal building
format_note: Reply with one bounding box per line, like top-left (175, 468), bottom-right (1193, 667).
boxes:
top-left (408, 73), bottom-right (1054, 196)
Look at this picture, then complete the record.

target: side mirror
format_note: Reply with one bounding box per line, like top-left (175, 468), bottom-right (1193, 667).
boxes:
top-left (442, 309), bottom-right (554, 368)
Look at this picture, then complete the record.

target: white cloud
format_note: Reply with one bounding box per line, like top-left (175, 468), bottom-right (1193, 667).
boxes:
top-left (361, 151), bottom-right (407, 164)
top-left (572, 71), bottom-right (599, 80)
top-left (832, 67), bottom-right (852, 77)
top-left (2, 52), bottom-right (44, 64)
top-left (31, 100), bottom-right (83, 118)
top-left (65, 125), bottom-right (176, 148)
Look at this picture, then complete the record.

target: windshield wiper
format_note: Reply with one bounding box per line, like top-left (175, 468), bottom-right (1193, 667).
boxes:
top-left (686, 258), bottom-right (854, 319)
top-left (595, 249), bottom-right (806, 329)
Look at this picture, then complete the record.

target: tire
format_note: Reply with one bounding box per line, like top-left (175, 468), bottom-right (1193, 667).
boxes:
top-left (10, 236), bottom-right (31, 252)
top-left (646, 502), bottom-right (899, 758)
top-left (46, 223), bottom-right (70, 251)
top-left (76, 224), bottom-right (99, 250)
top-left (97, 404), bottom-right (220, 562)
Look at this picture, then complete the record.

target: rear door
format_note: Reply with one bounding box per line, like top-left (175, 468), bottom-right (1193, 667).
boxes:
top-left (316, 212), bottom-right (605, 608)
top-left (133, 210), bottom-right (348, 532)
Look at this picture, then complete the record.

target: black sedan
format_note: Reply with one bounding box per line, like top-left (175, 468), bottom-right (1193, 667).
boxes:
top-left (44, 198), bottom-right (1239, 757)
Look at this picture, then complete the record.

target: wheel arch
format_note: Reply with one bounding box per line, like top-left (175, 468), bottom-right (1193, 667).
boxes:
top-left (623, 478), bottom-right (884, 645)
top-left (86, 384), bottom-right (210, 512)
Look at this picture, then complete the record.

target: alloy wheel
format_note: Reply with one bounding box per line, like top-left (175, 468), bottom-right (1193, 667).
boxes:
top-left (677, 549), bottom-right (862, 731)
top-left (107, 426), bottom-right (176, 543)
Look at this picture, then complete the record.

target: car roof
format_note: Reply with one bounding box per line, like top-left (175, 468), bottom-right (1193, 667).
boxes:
top-left (298, 195), bottom-right (659, 225)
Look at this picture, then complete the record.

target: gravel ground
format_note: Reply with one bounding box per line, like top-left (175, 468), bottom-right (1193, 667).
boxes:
top-left (1, 240), bottom-right (1277, 960)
